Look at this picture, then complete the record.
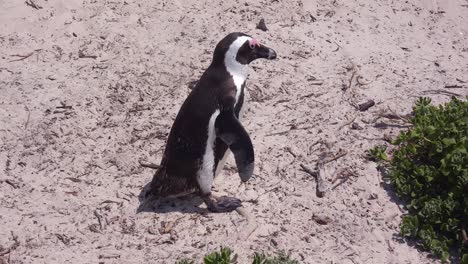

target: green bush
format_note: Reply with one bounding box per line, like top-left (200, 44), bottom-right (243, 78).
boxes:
top-left (366, 145), bottom-right (389, 162)
top-left (203, 247), bottom-right (237, 264)
top-left (175, 247), bottom-right (298, 264)
top-left (252, 252), bottom-right (299, 264)
top-left (374, 97), bottom-right (467, 262)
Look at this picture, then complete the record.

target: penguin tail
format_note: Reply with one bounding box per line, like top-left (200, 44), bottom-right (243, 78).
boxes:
top-left (137, 166), bottom-right (166, 213)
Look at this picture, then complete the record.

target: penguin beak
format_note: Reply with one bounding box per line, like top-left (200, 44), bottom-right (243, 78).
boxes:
top-left (256, 44), bottom-right (277, 60)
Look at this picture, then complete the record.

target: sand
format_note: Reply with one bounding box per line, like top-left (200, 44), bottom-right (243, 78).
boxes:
top-left (1, 0), bottom-right (467, 263)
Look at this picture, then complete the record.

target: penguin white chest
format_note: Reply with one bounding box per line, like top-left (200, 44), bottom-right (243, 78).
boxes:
top-left (233, 75), bottom-right (247, 120)
top-left (197, 35), bottom-right (250, 191)
top-left (213, 75), bottom-right (247, 178)
top-left (197, 109), bottom-right (220, 194)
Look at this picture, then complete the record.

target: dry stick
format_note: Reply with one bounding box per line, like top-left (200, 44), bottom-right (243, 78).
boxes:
top-left (305, 97), bottom-right (326, 106)
top-left (24, 107), bottom-right (31, 129)
top-left (78, 50), bottom-right (97, 59)
top-left (346, 69), bottom-right (357, 91)
top-left (101, 200), bottom-right (121, 205)
top-left (9, 52), bottom-right (34, 62)
top-left (338, 113), bottom-right (357, 130)
top-left (300, 164), bottom-right (326, 198)
top-left (139, 160), bottom-right (160, 169)
top-left (5, 180), bottom-right (19, 189)
top-left (55, 234), bottom-right (70, 245)
top-left (236, 207), bottom-right (257, 240)
top-left (300, 149), bottom-right (348, 197)
top-left (98, 254), bottom-right (120, 259)
top-left (331, 174), bottom-right (351, 190)
top-left (331, 168), bottom-right (346, 184)
top-left (444, 84), bottom-right (463, 88)
top-left (321, 149), bottom-right (348, 165)
top-left (285, 146), bottom-right (297, 158)
top-left (386, 239), bottom-right (395, 252)
top-left (94, 210), bottom-right (103, 230)
top-left (0, 67), bottom-right (15, 74)
top-left (0, 232), bottom-right (19, 256)
top-left (265, 130), bottom-right (289, 137)
top-left (65, 177), bottom-right (81, 183)
top-left (332, 41), bottom-right (341, 52)
top-left (273, 99), bottom-right (290, 106)
top-left (310, 81), bottom-right (324, 86)
top-left (25, 0), bottom-right (42, 9)
top-left (56, 105), bottom-right (73, 109)
top-left (421, 89), bottom-right (462, 97)
top-left (160, 216), bottom-right (185, 234)
top-left (374, 107), bottom-right (411, 123)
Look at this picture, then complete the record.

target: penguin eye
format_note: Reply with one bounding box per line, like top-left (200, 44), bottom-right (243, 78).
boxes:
top-left (248, 38), bottom-right (260, 49)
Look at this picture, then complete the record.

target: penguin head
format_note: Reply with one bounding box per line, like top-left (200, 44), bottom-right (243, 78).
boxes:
top-left (212, 32), bottom-right (277, 67)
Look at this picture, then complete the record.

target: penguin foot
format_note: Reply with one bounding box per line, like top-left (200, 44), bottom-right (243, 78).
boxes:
top-left (203, 195), bottom-right (242, 213)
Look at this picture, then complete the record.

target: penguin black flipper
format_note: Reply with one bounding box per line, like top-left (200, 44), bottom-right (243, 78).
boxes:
top-left (215, 109), bottom-right (254, 182)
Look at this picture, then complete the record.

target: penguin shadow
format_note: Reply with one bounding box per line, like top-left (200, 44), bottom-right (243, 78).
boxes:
top-left (136, 182), bottom-right (206, 215)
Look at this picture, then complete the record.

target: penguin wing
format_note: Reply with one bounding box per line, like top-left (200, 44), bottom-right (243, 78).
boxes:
top-left (215, 110), bottom-right (254, 182)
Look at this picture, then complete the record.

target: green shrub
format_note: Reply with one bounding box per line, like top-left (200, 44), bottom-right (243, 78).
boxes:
top-left (252, 252), bottom-right (299, 264)
top-left (176, 248), bottom-right (298, 264)
top-left (375, 97), bottom-right (467, 262)
top-left (203, 247), bottom-right (238, 264)
top-left (176, 260), bottom-right (195, 264)
top-left (366, 145), bottom-right (389, 162)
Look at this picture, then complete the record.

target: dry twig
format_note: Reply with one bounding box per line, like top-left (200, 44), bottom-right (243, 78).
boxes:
top-left (300, 149), bottom-right (348, 197)
top-left (99, 254), bottom-right (120, 259)
top-left (421, 89), bottom-right (461, 97)
top-left (320, 149), bottom-right (348, 165)
top-left (300, 164), bottom-right (326, 197)
top-left (5, 180), bottom-right (19, 189)
top-left (25, 0), bottom-right (42, 9)
top-left (159, 216), bottom-right (185, 234)
top-left (374, 107), bottom-right (411, 123)
top-left (55, 234), bottom-right (70, 245)
top-left (345, 68), bottom-right (357, 92)
top-left (0, 232), bottom-right (19, 256)
top-left (338, 113), bottom-right (358, 130)
top-left (9, 52), bottom-right (35, 62)
top-left (24, 106), bottom-right (31, 129)
top-left (78, 50), bottom-right (97, 59)
top-left (331, 168), bottom-right (354, 190)
top-left (94, 210), bottom-right (104, 230)
top-left (139, 160), bottom-right (160, 169)
top-left (444, 84), bottom-right (463, 89)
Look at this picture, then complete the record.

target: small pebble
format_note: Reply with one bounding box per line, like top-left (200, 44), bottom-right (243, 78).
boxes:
top-left (256, 18), bottom-right (268, 31)
top-left (270, 238), bottom-right (278, 247)
top-left (312, 214), bottom-right (332, 225)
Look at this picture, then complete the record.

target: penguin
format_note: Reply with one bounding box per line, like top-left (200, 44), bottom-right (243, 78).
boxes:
top-left (146, 32), bottom-right (277, 212)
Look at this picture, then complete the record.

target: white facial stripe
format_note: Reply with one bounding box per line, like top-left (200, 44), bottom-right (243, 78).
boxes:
top-left (224, 36), bottom-right (251, 105)
top-left (197, 109), bottom-right (221, 194)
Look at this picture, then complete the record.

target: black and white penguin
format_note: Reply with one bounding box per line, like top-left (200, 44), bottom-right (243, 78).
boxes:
top-left (147, 32), bottom-right (277, 212)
